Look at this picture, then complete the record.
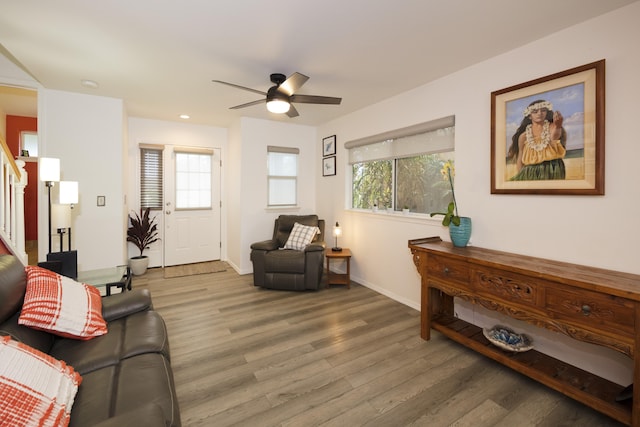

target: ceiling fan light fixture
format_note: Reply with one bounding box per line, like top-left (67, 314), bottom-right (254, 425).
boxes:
top-left (266, 99), bottom-right (290, 114)
top-left (266, 86), bottom-right (290, 114)
top-left (214, 72), bottom-right (340, 118)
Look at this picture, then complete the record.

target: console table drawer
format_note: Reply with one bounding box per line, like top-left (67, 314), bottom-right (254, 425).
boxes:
top-left (471, 267), bottom-right (539, 307)
top-left (545, 287), bottom-right (635, 335)
top-left (426, 254), bottom-right (469, 286)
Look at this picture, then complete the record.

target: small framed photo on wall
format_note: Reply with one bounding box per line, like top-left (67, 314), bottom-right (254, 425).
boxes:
top-left (323, 156), bottom-right (336, 176)
top-left (322, 135), bottom-right (336, 157)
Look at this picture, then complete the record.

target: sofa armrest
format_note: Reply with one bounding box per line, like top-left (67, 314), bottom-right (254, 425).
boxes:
top-left (101, 288), bottom-right (153, 322)
top-left (89, 403), bottom-right (169, 427)
top-left (250, 239), bottom-right (279, 251)
top-left (304, 242), bottom-right (326, 252)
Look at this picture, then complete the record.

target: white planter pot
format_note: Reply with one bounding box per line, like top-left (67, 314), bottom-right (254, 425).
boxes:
top-left (129, 256), bottom-right (149, 276)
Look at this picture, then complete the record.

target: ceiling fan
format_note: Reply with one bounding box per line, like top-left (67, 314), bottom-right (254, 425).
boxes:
top-left (212, 72), bottom-right (342, 118)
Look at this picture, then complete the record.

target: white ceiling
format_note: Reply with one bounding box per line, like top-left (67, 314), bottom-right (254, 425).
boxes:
top-left (0, 0), bottom-right (636, 127)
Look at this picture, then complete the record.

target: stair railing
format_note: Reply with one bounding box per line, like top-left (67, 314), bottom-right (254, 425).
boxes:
top-left (0, 133), bottom-right (28, 265)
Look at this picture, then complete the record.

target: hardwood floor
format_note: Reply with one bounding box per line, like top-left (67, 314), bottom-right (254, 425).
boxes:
top-left (132, 266), bottom-right (624, 427)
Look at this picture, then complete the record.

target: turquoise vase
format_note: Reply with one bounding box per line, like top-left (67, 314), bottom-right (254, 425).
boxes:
top-left (449, 217), bottom-right (472, 247)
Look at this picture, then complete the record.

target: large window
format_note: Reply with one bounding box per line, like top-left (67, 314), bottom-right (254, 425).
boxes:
top-left (348, 116), bottom-right (455, 214)
top-left (268, 146), bottom-right (299, 207)
top-left (140, 146), bottom-right (164, 210)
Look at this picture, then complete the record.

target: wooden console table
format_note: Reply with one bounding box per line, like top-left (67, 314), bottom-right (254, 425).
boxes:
top-left (408, 238), bottom-right (640, 426)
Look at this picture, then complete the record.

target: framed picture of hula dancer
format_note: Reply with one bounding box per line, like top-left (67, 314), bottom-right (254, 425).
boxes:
top-left (491, 59), bottom-right (605, 195)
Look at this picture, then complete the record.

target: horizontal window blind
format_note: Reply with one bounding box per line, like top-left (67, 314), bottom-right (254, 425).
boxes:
top-left (346, 116), bottom-right (455, 164)
top-left (140, 147), bottom-right (163, 209)
top-left (267, 146), bottom-right (298, 206)
top-left (267, 146), bottom-right (300, 154)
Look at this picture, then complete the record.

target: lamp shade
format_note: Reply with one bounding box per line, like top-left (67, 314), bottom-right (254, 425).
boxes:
top-left (332, 221), bottom-right (342, 252)
top-left (267, 99), bottom-right (290, 114)
top-left (266, 87), bottom-right (290, 114)
top-left (39, 158), bottom-right (60, 182)
top-left (51, 203), bottom-right (71, 229)
top-left (59, 181), bottom-right (79, 205)
top-left (333, 222), bottom-right (342, 237)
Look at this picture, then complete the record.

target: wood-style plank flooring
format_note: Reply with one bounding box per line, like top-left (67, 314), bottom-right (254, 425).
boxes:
top-left (132, 266), bottom-right (624, 427)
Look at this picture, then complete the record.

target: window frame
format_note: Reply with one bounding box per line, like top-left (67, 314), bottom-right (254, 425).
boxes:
top-left (139, 145), bottom-right (164, 211)
top-left (267, 146), bottom-right (299, 207)
top-left (346, 116), bottom-right (455, 215)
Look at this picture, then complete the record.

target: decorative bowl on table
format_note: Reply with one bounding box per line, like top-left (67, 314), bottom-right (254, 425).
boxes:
top-left (483, 325), bottom-right (533, 352)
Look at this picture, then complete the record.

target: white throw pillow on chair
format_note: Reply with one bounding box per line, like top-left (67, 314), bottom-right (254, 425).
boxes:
top-left (283, 222), bottom-right (320, 250)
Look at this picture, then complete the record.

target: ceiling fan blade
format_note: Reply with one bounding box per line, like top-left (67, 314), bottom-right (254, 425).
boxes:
top-left (290, 94), bottom-right (342, 105)
top-left (286, 104), bottom-right (300, 118)
top-left (212, 80), bottom-right (266, 96)
top-left (279, 72), bottom-right (309, 96)
top-left (229, 99), bottom-right (264, 109)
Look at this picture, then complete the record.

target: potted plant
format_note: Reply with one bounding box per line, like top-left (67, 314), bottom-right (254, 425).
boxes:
top-left (430, 160), bottom-right (472, 247)
top-left (127, 207), bottom-right (159, 275)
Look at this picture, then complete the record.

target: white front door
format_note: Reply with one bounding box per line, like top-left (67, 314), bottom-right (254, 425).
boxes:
top-left (163, 146), bottom-right (221, 266)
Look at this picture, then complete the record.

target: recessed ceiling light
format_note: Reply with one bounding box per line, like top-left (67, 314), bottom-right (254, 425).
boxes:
top-left (81, 79), bottom-right (99, 89)
top-left (179, 114), bottom-right (190, 119)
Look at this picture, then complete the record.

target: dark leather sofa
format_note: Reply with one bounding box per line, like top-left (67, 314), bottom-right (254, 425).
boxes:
top-left (0, 254), bottom-right (181, 427)
top-left (250, 214), bottom-right (325, 291)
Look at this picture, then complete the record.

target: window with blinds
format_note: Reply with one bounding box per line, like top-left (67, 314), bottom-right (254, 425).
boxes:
top-left (140, 147), bottom-right (163, 209)
top-left (346, 116), bottom-right (455, 213)
top-left (267, 146), bottom-right (299, 207)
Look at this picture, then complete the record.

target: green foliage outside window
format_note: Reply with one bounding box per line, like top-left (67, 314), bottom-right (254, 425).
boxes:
top-left (352, 160), bottom-right (392, 209)
top-left (352, 153), bottom-right (454, 214)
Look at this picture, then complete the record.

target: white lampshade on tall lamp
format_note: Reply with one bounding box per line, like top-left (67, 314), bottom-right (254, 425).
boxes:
top-left (39, 158), bottom-right (60, 253)
top-left (59, 181), bottom-right (79, 207)
top-left (57, 181), bottom-right (79, 251)
top-left (39, 157), bottom-right (60, 183)
top-left (332, 221), bottom-right (342, 252)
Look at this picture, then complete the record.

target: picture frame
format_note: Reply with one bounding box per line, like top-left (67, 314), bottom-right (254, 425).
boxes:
top-left (491, 59), bottom-right (605, 195)
top-left (323, 156), bottom-right (336, 177)
top-left (322, 135), bottom-right (336, 157)
top-left (20, 149), bottom-right (29, 157)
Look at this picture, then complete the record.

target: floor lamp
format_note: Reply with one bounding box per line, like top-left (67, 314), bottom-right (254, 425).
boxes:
top-left (57, 181), bottom-right (79, 251)
top-left (39, 158), bottom-right (60, 254)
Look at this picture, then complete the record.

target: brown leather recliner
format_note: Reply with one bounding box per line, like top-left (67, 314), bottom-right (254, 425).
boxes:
top-left (250, 215), bottom-right (325, 291)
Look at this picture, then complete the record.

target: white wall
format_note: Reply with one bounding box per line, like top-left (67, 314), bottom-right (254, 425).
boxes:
top-left (38, 89), bottom-right (126, 271)
top-left (316, 3), bottom-right (640, 385)
top-left (229, 117), bottom-right (318, 274)
top-left (126, 117), bottom-right (228, 267)
top-left (0, 54), bottom-right (37, 138)
top-left (225, 119), bottom-right (243, 272)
